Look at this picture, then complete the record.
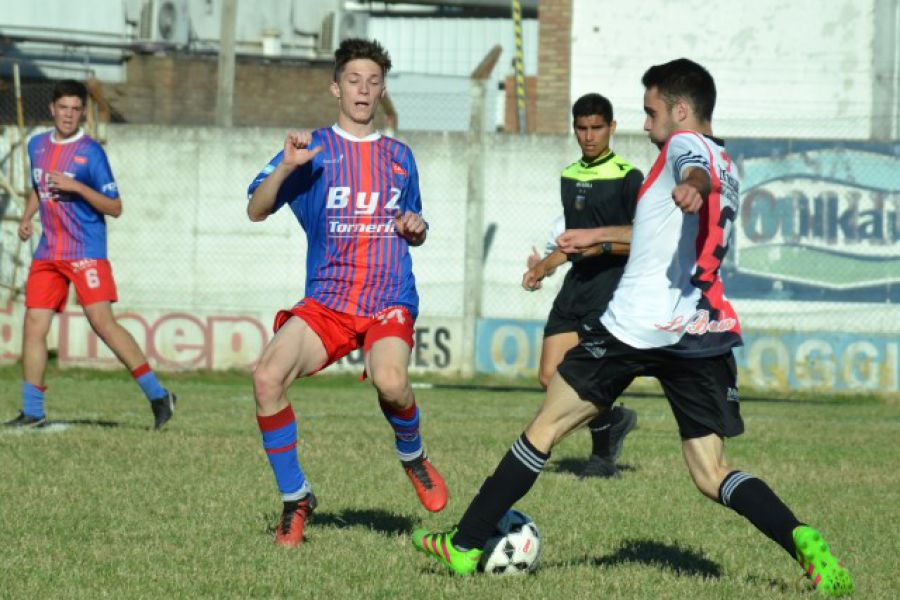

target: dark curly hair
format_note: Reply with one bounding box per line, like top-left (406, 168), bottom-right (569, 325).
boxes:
top-left (333, 38), bottom-right (392, 81)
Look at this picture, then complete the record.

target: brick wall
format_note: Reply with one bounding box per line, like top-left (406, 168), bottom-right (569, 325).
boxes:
top-left (536, 0), bottom-right (572, 134)
top-left (106, 54), bottom-right (391, 129)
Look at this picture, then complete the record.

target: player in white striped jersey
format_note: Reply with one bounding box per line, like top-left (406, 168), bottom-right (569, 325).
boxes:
top-left (412, 59), bottom-right (854, 597)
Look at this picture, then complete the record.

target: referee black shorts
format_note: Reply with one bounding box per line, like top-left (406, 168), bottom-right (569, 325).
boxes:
top-left (556, 325), bottom-right (744, 439)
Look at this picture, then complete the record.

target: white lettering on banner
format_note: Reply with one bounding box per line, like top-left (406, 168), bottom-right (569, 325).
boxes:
top-left (841, 341), bottom-right (879, 390)
top-left (489, 325), bottom-right (531, 374)
top-left (741, 336), bottom-right (899, 391)
top-left (794, 339), bottom-right (836, 388)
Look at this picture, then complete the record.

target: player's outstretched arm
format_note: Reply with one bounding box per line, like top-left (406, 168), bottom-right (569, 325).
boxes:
top-left (555, 225), bottom-right (632, 254)
top-left (522, 249), bottom-right (568, 291)
top-left (672, 167), bottom-right (711, 214)
top-left (48, 171), bottom-right (122, 217)
top-left (248, 131), bottom-right (322, 222)
top-left (18, 189), bottom-right (39, 240)
top-left (394, 211), bottom-right (427, 246)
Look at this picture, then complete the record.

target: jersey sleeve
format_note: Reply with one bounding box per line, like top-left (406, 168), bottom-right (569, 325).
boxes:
top-left (621, 168), bottom-right (643, 222)
top-left (667, 134), bottom-right (711, 183)
top-left (246, 150), bottom-right (309, 214)
top-left (27, 137), bottom-right (38, 189)
top-left (88, 144), bottom-right (119, 199)
top-left (544, 214), bottom-right (565, 255)
top-left (403, 151), bottom-right (423, 216)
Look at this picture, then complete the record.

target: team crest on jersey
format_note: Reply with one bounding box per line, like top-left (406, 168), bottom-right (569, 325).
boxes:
top-left (391, 162), bottom-right (407, 177)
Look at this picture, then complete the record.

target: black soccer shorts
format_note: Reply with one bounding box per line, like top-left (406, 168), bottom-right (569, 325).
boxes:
top-left (557, 325), bottom-right (744, 439)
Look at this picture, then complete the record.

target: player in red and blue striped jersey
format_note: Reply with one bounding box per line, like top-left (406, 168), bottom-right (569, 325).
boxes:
top-left (5, 80), bottom-right (175, 431)
top-left (247, 39), bottom-right (448, 547)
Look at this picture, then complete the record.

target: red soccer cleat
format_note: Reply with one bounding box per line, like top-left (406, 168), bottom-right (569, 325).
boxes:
top-left (274, 492), bottom-right (317, 547)
top-left (402, 455), bottom-right (448, 513)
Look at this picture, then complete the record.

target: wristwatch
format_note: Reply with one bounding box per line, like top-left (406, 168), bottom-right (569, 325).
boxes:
top-left (601, 242), bottom-right (612, 255)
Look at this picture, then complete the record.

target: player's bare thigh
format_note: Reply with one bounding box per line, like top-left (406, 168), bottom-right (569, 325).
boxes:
top-left (525, 372), bottom-right (601, 454)
top-left (539, 331), bottom-right (579, 389)
top-left (253, 316), bottom-right (328, 410)
top-left (681, 433), bottom-right (730, 499)
top-left (364, 336), bottom-right (413, 407)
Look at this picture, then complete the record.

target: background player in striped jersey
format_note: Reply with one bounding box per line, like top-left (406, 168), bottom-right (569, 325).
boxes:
top-left (522, 93), bottom-right (641, 478)
top-left (247, 38), bottom-right (448, 547)
top-left (5, 80), bottom-right (176, 430)
top-left (412, 59), bottom-right (854, 597)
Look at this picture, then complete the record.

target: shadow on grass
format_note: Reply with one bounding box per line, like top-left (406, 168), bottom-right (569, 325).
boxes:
top-left (547, 457), bottom-right (637, 477)
top-left (313, 509), bottom-right (415, 536)
top-left (743, 574), bottom-right (796, 594)
top-left (49, 418), bottom-right (122, 428)
top-left (546, 539), bottom-right (721, 579)
top-left (264, 508), bottom-right (415, 537)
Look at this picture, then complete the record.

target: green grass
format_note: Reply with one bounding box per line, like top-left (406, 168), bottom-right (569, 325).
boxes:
top-left (1, 365), bottom-right (897, 599)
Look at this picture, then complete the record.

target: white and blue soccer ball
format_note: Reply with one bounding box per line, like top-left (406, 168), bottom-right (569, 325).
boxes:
top-left (478, 509), bottom-right (541, 575)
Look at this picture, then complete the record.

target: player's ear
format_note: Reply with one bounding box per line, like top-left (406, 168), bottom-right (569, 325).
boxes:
top-left (674, 99), bottom-right (689, 123)
top-left (609, 120), bottom-right (617, 136)
top-left (329, 80), bottom-right (341, 99)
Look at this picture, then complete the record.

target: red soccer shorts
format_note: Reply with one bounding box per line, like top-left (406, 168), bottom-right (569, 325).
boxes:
top-left (25, 259), bottom-right (118, 312)
top-left (273, 298), bottom-right (415, 373)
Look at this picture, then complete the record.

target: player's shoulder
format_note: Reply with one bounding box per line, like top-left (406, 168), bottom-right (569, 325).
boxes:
top-left (27, 129), bottom-right (52, 150)
top-left (666, 130), bottom-right (711, 151)
top-left (80, 133), bottom-right (107, 154)
top-left (561, 159), bottom-right (582, 177)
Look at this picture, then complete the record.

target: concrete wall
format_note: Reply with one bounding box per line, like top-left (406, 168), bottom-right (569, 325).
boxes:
top-left (571, 0), bottom-right (892, 139)
top-left (2, 124), bottom-right (898, 392)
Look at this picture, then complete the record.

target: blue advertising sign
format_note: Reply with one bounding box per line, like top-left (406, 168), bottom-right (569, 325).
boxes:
top-left (724, 140), bottom-right (900, 302)
top-left (476, 318), bottom-right (899, 392)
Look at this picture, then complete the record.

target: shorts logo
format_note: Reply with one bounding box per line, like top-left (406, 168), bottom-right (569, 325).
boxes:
top-left (726, 387), bottom-right (740, 403)
top-left (70, 258), bottom-right (98, 273)
top-left (376, 307), bottom-right (407, 325)
top-left (582, 340), bottom-right (607, 359)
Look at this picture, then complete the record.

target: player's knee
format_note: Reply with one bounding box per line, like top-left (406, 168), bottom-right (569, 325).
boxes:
top-left (23, 313), bottom-right (51, 339)
top-left (252, 363), bottom-right (286, 406)
top-left (371, 365), bottom-right (408, 402)
top-left (690, 466), bottom-right (729, 500)
top-left (537, 369), bottom-right (553, 390)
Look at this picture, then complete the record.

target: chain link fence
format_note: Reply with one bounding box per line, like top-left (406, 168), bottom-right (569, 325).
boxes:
top-left (1, 60), bottom-right (898, 390)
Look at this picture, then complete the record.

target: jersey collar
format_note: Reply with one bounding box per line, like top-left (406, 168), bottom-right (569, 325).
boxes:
top-left (50, 129), bottom-right (85, 145)
top-left (332, 124), bottom-right (381, 142)
top-left (579, 150), bottom-right (615, 169)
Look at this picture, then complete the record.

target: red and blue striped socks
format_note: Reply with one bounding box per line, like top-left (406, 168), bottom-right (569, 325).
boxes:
top-left (379, 400), bottom-right (423, 462)
top-left (257, 405), bottom-right (309, 501)
top-left (130, 363), bottom-right (167, 402)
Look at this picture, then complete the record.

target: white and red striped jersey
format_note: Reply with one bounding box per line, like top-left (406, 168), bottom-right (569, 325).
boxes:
top-left (601, 130), bottom-right (742, 356)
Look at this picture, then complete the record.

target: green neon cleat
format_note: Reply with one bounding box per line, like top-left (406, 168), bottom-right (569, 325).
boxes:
top-left (412, 528), bottom-right (482, 576)
top-left (793, 526), bottom-right (854, 597)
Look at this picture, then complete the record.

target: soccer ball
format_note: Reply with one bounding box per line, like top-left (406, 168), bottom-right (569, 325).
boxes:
top-left (478, 509), bottom-right (541, 575)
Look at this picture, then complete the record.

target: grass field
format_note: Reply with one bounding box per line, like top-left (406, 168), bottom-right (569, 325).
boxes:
top-left (1, 364), bottom-right (897, 599)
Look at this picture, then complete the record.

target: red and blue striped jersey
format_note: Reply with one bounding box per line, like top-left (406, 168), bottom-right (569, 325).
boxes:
top-left (28, 130), bottom-right (119, 260)
top-left (248, 125), bottom-right (423, 317)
